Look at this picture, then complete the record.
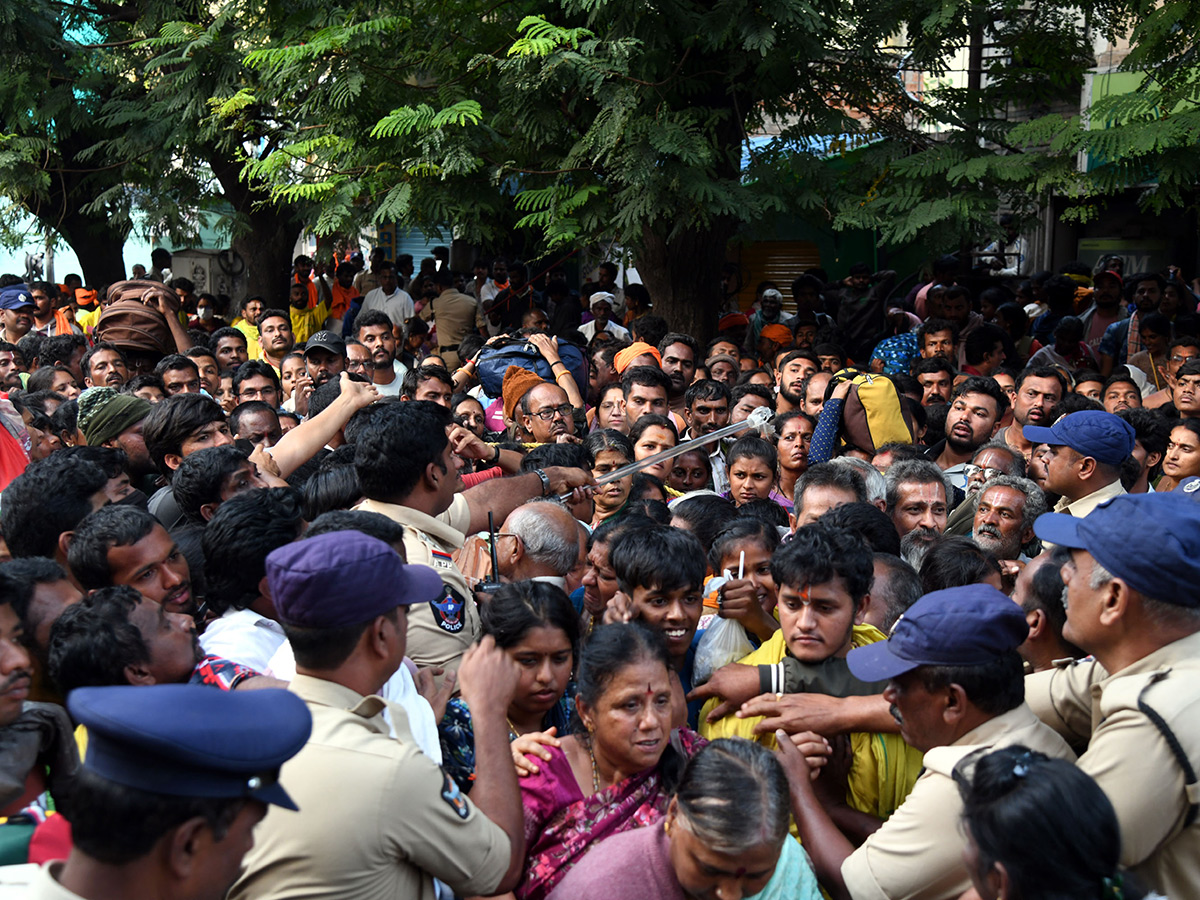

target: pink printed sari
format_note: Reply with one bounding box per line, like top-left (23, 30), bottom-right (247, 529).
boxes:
top-left (515, 729), bottom-right (704, 900)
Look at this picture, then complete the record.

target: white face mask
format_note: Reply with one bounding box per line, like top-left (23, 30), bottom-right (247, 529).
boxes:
top-left (198, 307), bottom-right (214, 321)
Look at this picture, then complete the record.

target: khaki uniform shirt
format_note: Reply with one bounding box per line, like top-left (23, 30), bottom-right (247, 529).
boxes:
top-left (1053, 477), bottom-right (1125, 517)
top-left (841, 703), bottom-right (1075, 900)
top-left (355, 495), bottom-right (480, 672)
top-left (1026, 631), bottom-right (1200, 898)
top-left (423, 289), bottom-right (484, 369)
top-left (1040, 478), bottom-right (1125, 550)
top-left (354, 269), bottom-right (382, 297)
top-left (231, 675), bottom-right (510, 900)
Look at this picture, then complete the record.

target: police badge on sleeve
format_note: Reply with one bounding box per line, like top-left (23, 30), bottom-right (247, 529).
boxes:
top-left (431, 585), bottom-right (466, 633)
top-left (440, 769), bottom-right (470, 819)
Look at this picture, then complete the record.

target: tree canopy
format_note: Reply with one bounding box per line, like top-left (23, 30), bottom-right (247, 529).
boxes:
top-left (0, 0), bottom-right (310, 293)
top-left (0, 0), bottom-right (1193, 324)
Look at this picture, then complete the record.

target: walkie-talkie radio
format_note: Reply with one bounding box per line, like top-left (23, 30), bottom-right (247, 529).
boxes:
top-left (475, 510), bottom-right (505, 594)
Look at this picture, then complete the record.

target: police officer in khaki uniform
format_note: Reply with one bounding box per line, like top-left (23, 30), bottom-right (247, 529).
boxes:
top-left (21, 684), bottom-right (310, 900)
top-left (420, 268), bottom-right (484, 370)
top-left (1023, 410), bottom-right (1133, 519)
top-left (781, 585), bottom-right (1075, 900)
top-left (352, 400), bottom-right (591, 674)
top-left (231, 531), bottom-right (527, 900)
top-left (1029, 492), bottom-right (1200, 899)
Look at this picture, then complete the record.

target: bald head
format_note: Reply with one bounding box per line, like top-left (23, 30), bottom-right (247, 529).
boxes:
top-left (803, 371), bottom-right (833, 418)
top-left (498, 501), bottom-right (581, 581)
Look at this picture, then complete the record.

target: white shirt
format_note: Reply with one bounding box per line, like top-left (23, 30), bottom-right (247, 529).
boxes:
top-left (199, 607), bottom-right (288, 674)
top-left (982, 236), bottom-right (1029, 278)
top-left (684, 430), bottom-right (732, 494)
top-left (360, 286), bottom-right (415, 327)
top-left (479, 280), bottom-right (505, 305)
top-left (372, 358), bottom-right (409, 397)
top-left (32, 319), bottom-right (81, 338)
top-left (710, 445), bottom-right (730, 495)
top-left (579, 319), bottom-right (630, 341)
top-left (267, 643), bottom-right (442, 763)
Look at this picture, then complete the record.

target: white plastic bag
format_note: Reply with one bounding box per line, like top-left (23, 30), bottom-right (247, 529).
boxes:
top-left (692, 614), bottom-right (755, 685)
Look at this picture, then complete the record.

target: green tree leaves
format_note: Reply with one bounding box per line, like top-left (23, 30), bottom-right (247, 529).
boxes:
top-left (3, 0), bottom-right (1198, 302)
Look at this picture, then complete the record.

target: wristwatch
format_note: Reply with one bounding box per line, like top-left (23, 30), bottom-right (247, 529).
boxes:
top-left (534, 468), bottom-right (551, 497)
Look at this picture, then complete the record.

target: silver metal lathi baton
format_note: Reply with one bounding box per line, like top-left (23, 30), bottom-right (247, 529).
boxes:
top-left (560, 405), bottom-right (775, 501)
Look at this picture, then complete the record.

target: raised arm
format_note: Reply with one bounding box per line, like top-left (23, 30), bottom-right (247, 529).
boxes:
top-left (153, 290), bottom-right (194, 352)
top-left (269, 373), bottom-right (379, 477)
top-left (456, 636), bottom-right (526, 892)
top-left (529, 333), bottom-right (584, 410)
top-left (449, 425), bottom-right (524, 475)
top-left (807, 379), bottom-right (853, 465)
top-left (461, 466), bottom-right (593, 535)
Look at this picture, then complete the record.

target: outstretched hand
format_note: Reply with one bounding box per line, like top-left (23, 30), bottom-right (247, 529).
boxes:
top-left (448, 424), bottom-right (491, 460)
top-left (512, 727), bottom-right (562, 778)
top-left (738, 692), bottom-right (849, 737)
top-left (602, 591), bottom-right (634, 625)
top-left (686, 663), bottom-right (761, 723)
top-left (528, 332), bottom-right (561, 364)
top-left (338, 371), bottom-right (379, 410)
top-left (414, 665), bottom-right (457, 722)
top-left (542, 465), bottom-right (594, 494)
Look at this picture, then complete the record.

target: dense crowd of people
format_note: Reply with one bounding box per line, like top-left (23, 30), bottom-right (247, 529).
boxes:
top-left (0, 244), bottom-right (1197, 900)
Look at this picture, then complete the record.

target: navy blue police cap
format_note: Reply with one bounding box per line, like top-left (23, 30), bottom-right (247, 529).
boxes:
top-left (848, 584), bottom-right (1029, 682)
top-left (68, 684), bottom-right (311, 810)
top-left (1175, 475), bottom-right (1200, 499)
top-left (0, 284), bottom-right (34, 310)
top-left (1035, 492), bottom-right (1200, 606)
top-left (267, 530), bottom-right (445, 629)
top-left (1023, 410), bottom-right (1135, 467)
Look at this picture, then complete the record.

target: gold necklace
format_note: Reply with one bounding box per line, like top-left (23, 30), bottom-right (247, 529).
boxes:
top-left (588, 739), bottom-right (601, 794)
top-left (505, 717), bottom-right (520, 741)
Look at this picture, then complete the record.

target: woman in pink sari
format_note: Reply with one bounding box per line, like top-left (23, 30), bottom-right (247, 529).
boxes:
top-left (514, 623), bottom-right (704, 900)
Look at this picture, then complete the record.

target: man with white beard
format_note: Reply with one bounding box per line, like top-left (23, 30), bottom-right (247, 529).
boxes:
top-left (971, 475), bottom-right (1046, 565)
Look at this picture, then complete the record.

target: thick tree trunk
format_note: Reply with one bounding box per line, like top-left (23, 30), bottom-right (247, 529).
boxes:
top-left (231, 211), bottom-right (301, 308)
top-left (30, 157), bottom-right (131, 286)
top-left (209, 148), bottom-right (304, 308)
top-left (56, 216), bottom-right (129, 287)
top-left (634, 218), bottom-right (736, 346)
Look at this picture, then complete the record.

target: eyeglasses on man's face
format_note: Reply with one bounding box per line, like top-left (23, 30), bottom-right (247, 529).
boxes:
top-left (529, 403), bottom-right (572, 421)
